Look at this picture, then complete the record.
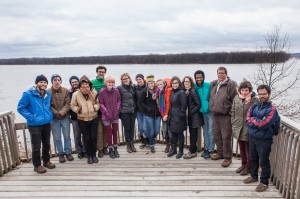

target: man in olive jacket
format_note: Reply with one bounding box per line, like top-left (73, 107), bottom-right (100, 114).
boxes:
top-left (209, 67), bottom-right (237, 167)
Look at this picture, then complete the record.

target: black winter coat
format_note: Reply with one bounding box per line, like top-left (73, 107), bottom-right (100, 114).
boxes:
top-left (168, 88), bottom-right (187, 133)
top-left (186, 89), bottom-right (204, 128)
top-left (135, 83), bottom-right (146, 113)
top-left (140, 88), bottom-right (160, 118)
top-left (117, 85), bottom-right (136, 114)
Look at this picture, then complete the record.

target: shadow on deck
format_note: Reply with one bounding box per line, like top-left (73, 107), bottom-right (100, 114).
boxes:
top-left (0, 145), bottom-right (283, 199)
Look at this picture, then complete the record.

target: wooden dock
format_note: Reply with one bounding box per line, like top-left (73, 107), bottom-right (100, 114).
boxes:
top-left (0, 145), bottom-right (283, 199)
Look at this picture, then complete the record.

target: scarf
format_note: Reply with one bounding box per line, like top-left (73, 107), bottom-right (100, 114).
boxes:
top-left (157, 86), bottom-right (166, 113)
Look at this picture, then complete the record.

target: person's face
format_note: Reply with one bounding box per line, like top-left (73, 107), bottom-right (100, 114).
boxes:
top-left (156, 81), bottom-right (164, 90)
top-left (240, 88), bottom-right (250, 98)
top-left (195, 74), bottom-right (204, 85)
top-left (136, 77), bottom-right (144, 86)
top-left (217, 69), bottom-right (227, 82)
top-left (183, 78), bottom-right (191, 89)
top-left (36, 81), bottom-right (48, 91)
top-left (121, 75), bottom-right (130, 85)
top-left (97, 69), bottom-right (106, 79)
top-left (52, 77), bottom-right (61, 89)
top-left (171, 80), bottom-right (179, 89)
top-left (80, 82), bottom-right (90, 90)
top-left (148, 82), bottom-right (155, 90)
top-left (106, 81), bottom-right (115, 89)
top-left (258, 88), bottom-right (270, 103)
top-left (70, 79), bottom-right (79, 89)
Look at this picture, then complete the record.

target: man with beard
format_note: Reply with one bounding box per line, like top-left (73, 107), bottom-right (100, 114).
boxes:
top-left (17, 75), bottom-right (56, 174)
top-left (69, 76), bottom-right (85, 159)
top-left (243, 85), bottom-right (280, 192)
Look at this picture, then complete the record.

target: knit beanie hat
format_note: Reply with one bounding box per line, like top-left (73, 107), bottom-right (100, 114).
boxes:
top-left (146, 74), bottom-right (155, 83)
top-left (69, 76), bottom-right (79, 85)
top-left (35, 74), bottom-right (48, 84)
top-left (135, 74), bottom-right (144, 80)
top-left (51, 74), bottom-right (62, 83)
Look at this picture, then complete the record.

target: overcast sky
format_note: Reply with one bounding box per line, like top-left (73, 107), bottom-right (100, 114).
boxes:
top-left (0, 0), bottom-right (299, 58)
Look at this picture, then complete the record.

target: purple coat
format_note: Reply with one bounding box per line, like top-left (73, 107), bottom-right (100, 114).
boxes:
top-left (99, 87), bottom-right (121, 121)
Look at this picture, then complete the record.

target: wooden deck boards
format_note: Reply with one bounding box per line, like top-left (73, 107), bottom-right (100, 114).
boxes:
top-left (0, 145), bottom-right (283, 198)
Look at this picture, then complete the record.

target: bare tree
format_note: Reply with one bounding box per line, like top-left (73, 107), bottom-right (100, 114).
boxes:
top-left (252, 25), bottom-right (300, 119)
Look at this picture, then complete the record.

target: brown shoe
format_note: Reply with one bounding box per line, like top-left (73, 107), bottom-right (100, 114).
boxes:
top-left (240, 167), bottom-right (250, 176)
top-left (236, 165), bottom-right (246, 173)
top-left (255, 183), bottom-right (268, 192)
top-left (66, 154), bottom-right (74, 161)
top-left (43, 161), bottom-right (56, 169)
top-left (59, 154), bottom-right (66, 163)
top-left (211, 153), bottom-right (224, 160)
top-left (243, 176), bottom-right (258, 184)
top-left (98, 150), bottom-right (104, 158)
top-left (222, 159), bottom-right (232, 167)
top-left (34, 165), bottom-right (46, 174)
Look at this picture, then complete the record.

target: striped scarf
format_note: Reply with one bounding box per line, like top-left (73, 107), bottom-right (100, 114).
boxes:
top-left (157, 86), bottom-right (166, 113)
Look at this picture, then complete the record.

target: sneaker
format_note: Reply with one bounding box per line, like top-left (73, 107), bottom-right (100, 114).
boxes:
top-left (98, 150), bottom-right (104, 158)
top-left (243, 176), bottom-right (258, 184)
top-left (201, 150), bottom-right (208, 157)
top-left (236, 165), bottom-right (246, 173)
top-left (222, 159), bottom-right (232, 167)
top-left (240, 167), bottom-right (250, 176)
top-left (176, 152), bottom-right (183, 159)
top-left (203, 151), bottom-right (212, 159)
top-left (66, 154), bottom-right (74, 161)
top-left (114, 147), bottom-right (120, 158)
top-left (255, 183), bottom-right (268, 192)
top-left (43, 161), bottom-right (56, 169)
top-left (59, 154), bottom-right (66, 163)
top-left (92, 156), bottom-right (99, 163)
top-left (109, 148), bottom-right (115, 159)
top-left (211, 153), bottom-right (224, 160)
top-left (34, 165), bottom-right (46, 174)
top-left (183, 151), bottom-right (197, 159)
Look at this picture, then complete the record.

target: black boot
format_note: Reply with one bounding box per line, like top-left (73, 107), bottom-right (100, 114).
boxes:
top-left (167, 144), bottom-right (177, 157)
top-left (164, 138), bottom-right (171, 153)
top-left (103, 147), bottom-right (109, 155)
top-left (87, 156), bottom-right (93, 164)
top-left (114, 147), bottom-right (120, 158)
top-left (131, 141), bottom-right (137, 152)
top-left (109, 148), bottom-right (115, 159)
top-left (139, 136), bottom-right (146, 149)
top-left (176, 146), bottom-right (184, 159)
top-left (126, 142), bottom-right (132, 153)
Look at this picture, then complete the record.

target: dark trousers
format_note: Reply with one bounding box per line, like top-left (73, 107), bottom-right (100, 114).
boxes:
top-left (189, 127), bottom-right (198, 153)
top-left (213, 114), bottom-right (232, 159)
top-left (71, 119), bottom-right (85, 154)
top-left (105, 123), bottom-right (119, 147)
top-left (78, 118), bottom-right (99, 157)
top-left (249, 137), bottom-right (273, 185)
top-left (238, 140), bottom-right (250, 170)
top-left (120, 113), bottom-right (136, 142)
top-left (171, 132), bottom-right (184, 152)
top-left (28, 123), bottom-right (51, 167)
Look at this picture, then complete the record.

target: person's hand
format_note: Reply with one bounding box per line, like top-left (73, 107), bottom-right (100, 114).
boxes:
top-left (163, 115), bottom-right (168, 121)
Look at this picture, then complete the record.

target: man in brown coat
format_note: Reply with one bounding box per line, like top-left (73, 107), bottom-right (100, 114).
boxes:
top-left (209, 67), bottom-right (237, 167)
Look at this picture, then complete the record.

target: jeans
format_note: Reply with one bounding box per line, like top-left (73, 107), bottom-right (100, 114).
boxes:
top-left (171, 132), bottom-right (184, 152)
top-left (71, 119), bottom-right (85, 154)
top-left (51, 117), bottom-right (72, 155)
top-left (203, 112), bottom-right (215, 151)
top-left (78, 118), bottom-right (99, 157)
top-left (28, 123), bottom-right (51, 167)
top-left (136, 111), bottom-right (145, 136)
top-left (144, 115), bottom-right (161, 146)
top-left (249, 137), bottom-right (273, 185)
top-left (189, 127), bottom-right (198, 153)
top-left (120, 113), bottom-right (136, 142)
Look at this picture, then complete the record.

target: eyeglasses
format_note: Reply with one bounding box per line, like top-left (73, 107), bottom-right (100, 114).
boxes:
top-left (122, 78), bottom-right (129, 81)
top-left (97, 71), bottom-right (106, 74)
top-left (71, 81), bottom-right (78, 84)
top-left (258, 93), bottom-right (268, 96)
top-left (172, 82), bottom-right (179, 85)
top-left (184, 81), bottom-right (191, 83)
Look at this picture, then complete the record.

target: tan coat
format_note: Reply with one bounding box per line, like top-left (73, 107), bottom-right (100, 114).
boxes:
top-left (48, 86), bottom-right (70, 119)
top-left (231, 95), bottom-right (258, 141)
top-left (71, 90), bottom-right (99, 121)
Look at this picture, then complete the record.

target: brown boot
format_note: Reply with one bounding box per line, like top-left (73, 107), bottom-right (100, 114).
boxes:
top-left (211, 153), bottom-right (224, 160)
top-left (126, 142), bottom-right (132, 153)
top-left (98, 150), bottom-right (104, 158)
top-left (240, 167), bottom-right (250, 176)
top-left (164, 138), bottom-right (171, 153)
top-left (66, 154), bottom-right (74, 161)
top-left (59, 154), bottom-right (66, 163)
top-left (236, 165), bottom-right (246, 173)
top-left (43, 161), bottom-right (56, 169)
top-left (243, 176), bottom-right (258, 184)
top-left (222, 159), bottom-right (232, 167)
top-left (34, 165), bottom-right (46, 174)
top-left (255, 183), bottom-right (268, 192)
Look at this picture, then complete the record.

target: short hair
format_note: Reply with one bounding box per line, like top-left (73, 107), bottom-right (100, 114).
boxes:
top-left (217, 66), bottom-right (227, 74)
top-left (120, 73), bottom-right (132, 85)
top-left (96, 65), bottom-right (107, 73)
top-left (182, 76), bottom-right (195, 89)
top-left (104, 76), bottom-right (115, 84)
top-left (257, 84), bottom-right (271, 94)
top-left (194, 70), bottom-right (205, 80)
top-left (170, 76), bottom-right (182, 87)
top-left (238, 81), bottom-right (253, 93)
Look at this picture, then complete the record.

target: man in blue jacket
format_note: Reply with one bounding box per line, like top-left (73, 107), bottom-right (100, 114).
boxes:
top-left (17, 75), bottom-right (56, 174)
top-left (243, 84), bottom-right (280, 192)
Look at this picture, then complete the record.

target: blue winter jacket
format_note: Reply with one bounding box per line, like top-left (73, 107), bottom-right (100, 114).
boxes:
top-left (194, 82), bottom-right (210, 114)
top-left (246, 101), bottom-right (280, 139)
top-left (17, 86), bottom-right (53, 126)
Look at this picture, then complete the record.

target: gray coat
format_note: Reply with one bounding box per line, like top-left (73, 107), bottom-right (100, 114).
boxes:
top-left (117, 85), bottom-right (136, 114)
top-left (231, 95), bottom-right (258, 141)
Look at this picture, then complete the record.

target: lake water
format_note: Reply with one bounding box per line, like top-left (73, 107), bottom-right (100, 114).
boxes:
top-left (0, 62), bottom-right (299, 122)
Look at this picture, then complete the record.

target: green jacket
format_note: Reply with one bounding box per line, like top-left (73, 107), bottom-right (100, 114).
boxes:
top-left (91, 77), bottom-right (105, 92)
top-left (194, 82), bottom-right (210, 114)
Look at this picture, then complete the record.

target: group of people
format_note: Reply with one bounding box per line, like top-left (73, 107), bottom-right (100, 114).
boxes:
top-left (17, 65), bottom-right (280, 192)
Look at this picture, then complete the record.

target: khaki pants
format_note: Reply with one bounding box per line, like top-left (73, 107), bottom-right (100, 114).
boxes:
top-left (97, 118), bottom-right (107, 150)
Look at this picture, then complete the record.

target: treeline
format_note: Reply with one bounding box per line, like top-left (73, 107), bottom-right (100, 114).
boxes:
top-left (0, 51), bottom-right (289, 65)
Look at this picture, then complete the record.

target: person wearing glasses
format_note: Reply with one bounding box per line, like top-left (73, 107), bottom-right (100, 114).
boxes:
top-left (91, 66), bottom-right (108, 158)
top-left (167, 76), bottom-right (187, 159)
top-left (117, 73), bottom-right (137, 153)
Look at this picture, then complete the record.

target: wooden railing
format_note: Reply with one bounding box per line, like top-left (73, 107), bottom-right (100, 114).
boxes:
top-left (270, 115), bottom-right (300, 199)
top-left (0, 111), bottom-right (21, 177)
